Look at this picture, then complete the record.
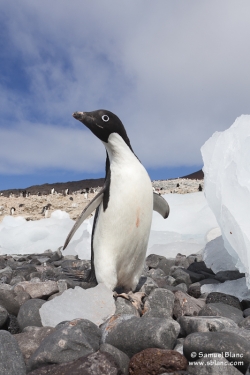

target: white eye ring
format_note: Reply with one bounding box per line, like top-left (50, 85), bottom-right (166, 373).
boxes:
top-left (102, 115), bottom-right (109, 122)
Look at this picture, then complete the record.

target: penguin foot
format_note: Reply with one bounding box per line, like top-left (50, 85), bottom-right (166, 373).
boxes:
top-left (113, 291), bottom-right (145, 315)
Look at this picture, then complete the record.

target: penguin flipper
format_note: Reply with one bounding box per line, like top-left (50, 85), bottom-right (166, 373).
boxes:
top-left (63, 190), bottom-right (104, 250)
top-left (153, 192), bottom-right (170, 219)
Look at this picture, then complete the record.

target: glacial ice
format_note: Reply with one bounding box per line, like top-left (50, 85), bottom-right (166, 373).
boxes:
top-left (201, 115), bottom-right (250, 287)
top-left (0, 193), bottom-right (219, 259)
top-left (201, 277), bottom-right (250, 302)
top-left (39, 283), bottom-right (116, 327)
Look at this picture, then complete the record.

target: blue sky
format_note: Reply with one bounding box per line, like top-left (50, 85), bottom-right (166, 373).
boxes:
top-left (1, 1), bottom-right (250, 190)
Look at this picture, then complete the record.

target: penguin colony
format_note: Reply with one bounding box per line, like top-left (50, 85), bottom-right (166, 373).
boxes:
top-left (63, 110), bottom-right (170, 292)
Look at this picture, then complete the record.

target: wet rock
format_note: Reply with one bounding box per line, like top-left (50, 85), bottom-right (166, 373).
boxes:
top-left (14, 326), bottom-right (55, 364)
top-left (27, 318), bottom-right (101, 372)
top-left (17, 299), bottom-right (46, 330)
top-left (100, 343), bottom-right (130, 375)
top-left (0, 330), bottom-right (26, 375)
top-left (101, 314), bottom-right (180, 358)
top-left (28, 351), bottom-right (123, 375)
top-left (143, 288), bottom-right (174, 318)
top-left (14, 280), bottom-right (59, 299)
top-left (206, 292), bottom-right (242, 310)
top-left (178, 316), bottom-right (238, 336)
top-left (128, 348), bottom-right (188, 375)
top-left (173, 290), bottom-right (205, 318)
top-left (198, 302), bottom-right (243, 324)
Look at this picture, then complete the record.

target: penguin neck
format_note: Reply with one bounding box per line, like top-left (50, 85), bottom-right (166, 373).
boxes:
top-left (103, 133), bottom-right (138, 165)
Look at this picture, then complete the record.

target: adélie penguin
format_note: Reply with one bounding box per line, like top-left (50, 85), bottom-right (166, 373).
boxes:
top-left (63, 110), bottom-right (169, 292)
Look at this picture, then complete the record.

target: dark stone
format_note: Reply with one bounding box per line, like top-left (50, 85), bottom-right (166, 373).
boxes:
top-left (115, 297), bottom-right (140, 317)
top-left (173, 290), bottom-right (205, 319)
top-left (0, 330), bottom-right (26, 374)
top-left (143, 288), bottom-right (175, 318)
top-left (0, 266), bottom-right (13, 283)
top-left (238, 316), bottom-right (250, 330)
top-left (244, 308), bottom-right (250, 317)
top-left (206, 292), bottom-right (242, 310)
top-left (7, 314), bottom-right (21, 334)
top-left (178, 316), bottom-right (238, 337)
top-left (100, 343), bottom-right (130, 375)
top-left (171, 268), bottom-right (192, 286)
top-left (12, 264), bottom-right (38, 280)
top-left (187, 261), bottom-right (215, 275)
top-left (0, 304), bottom-right (8, 328)
top-left (136, 276), bottom-right (158, 295)
top-left (188, 279), bottom-right (220, 298)
top-left (175, 254), bottom-right (190, 268)
top-left (184, 331), bottom-right (250, 372)
top-left (0, 288), bottom-right (30, 315)
top-left (101, 314), bottom-right (180, 358)
top-left (187, 356), bottom-right (243, 374)
top-left (198, 302), bottom-right (243, 324)
top-left (27, 318), bottom-right (101, 372)
top-left (129, 348), bottom-right (188, 375)
top-left (17, 299), bottom-right (46, 331)
top-left (28, 351), bottom-right (123, 375)
top-left (214, 270), bottom-right (245, 282)
top-left (14, 326), bottom-right (55, 364)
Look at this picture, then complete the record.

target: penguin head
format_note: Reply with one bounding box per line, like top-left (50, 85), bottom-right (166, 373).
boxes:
top-left (72, 110), bottom-right (131, 147)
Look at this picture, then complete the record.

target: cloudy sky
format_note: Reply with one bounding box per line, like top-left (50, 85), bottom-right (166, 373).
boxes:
top-left (1, 1), bottom-right (250, 190)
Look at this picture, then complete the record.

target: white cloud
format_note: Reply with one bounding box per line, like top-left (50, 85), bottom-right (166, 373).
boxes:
top-left (1, 0), bottom-right (250, 174)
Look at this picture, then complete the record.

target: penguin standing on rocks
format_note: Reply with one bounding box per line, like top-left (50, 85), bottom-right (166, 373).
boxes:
top-left (10, 207), bottom-right (16, 215)
top-left (63, 110), bottom-right (169, 292)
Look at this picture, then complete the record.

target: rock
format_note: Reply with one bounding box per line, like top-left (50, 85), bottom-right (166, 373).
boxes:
top-left (173, 338), bottom-right (184, 355)
top-left (198, 302), bottom-right (243, 324)
top-left (0, 266), bottom-right (13, 283)
top-left (187, 355), bottom-right (243, 374)
top-left (158, 258), bottom-right (176, 275)
top-left (188, 279), bottom-right (220, 298)
top-left (0, 330), bottom-right (26, 375)
top-left (183, 331), bottom-right (250, 370)
top-left (187, 261), bottom-right (215, 276)
top-left (173, 290), bottom-right (205, 318)
top-left (14, 326), bottom-right (55, 364)
top-left (221, 326), bottom-right (250, 341)
top-left (40, 283), bottom-right (116, 327)
top-left (178, 316), bottom-right (238, 336)
top-left (14, 280), bottom-right (59, 299)
top-left (206, 292), bottom-right (242, 310)
top-left (100, 343), bottom-right (130, 375)
top-left (147, 268), bottom-right (166, 279)
top-left (115, 297), bottom-right (140, 317)
top-left (171, 268), bottom-right (193, 286)
top-left (145, 254), bottom-right (164, 269)
top-left (175, 254), bottom-right (190, 268)
top-left (143, 288), bottom-right (174, 318)
top-left (12, 264), bottom-right (37, 279)
top-left (214, 271), bottom-right (245, 282)
top-left (238, 316), bottom-right (250, 329)
top-left (10, 275), bottom-right (26, 286)
top-left (136, 276), bottom-right (158, 295)
top-left (17, 299), bottom-right (46, 330)
top-left (101, 314), bottom-right (180, 358)
top-left (0, 288), bottom-right (30, 315)
top-left (244, 308), bottom-right (250, 317)
top-left (0, 304), bottom-right (8, 328)
top-left (28, 351), bottom-right (122, 375)
top-left (6, 314), bottom-right (21, 334)
top-left (27, 318), bottom-right (101, 372)
top-left (128, 348), bottom-right (188, 375)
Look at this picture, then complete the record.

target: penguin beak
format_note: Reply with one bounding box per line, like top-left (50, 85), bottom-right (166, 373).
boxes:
top-left (72, 112), bottom-right (88, 121)
top-left (72, 112), bottom-right (98, 131)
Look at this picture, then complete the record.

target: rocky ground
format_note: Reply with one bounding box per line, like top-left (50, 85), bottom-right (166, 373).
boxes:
top-left (0, 248), bottom-right (250, 375)
top-left (0, 178), bottom-right (204, 223)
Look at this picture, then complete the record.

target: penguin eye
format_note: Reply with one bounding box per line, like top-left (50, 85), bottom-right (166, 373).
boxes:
top-left (102, 115), bottom-right (109, 122)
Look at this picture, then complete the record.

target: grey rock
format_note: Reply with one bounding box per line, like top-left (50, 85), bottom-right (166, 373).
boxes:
top-left (244, 308), bottom-right (250, 317)
top-left (174, 338), bottom-right (184, 355)
top-left (147, 267), bottom-right (166, 279)
top-left (178, 316), bottom-right (238, 336)
top-left (27, 318), bottom-right (101, 371)
top-left (28, 351), bottom-right (122, 375)
top-left (221, 326), bottom-right (250, 341)
top-left (0, 304), bottom-right (8, 328)
top-left (173, 290), bottom-right (205, 318)
top-left (100, 343), bottom-right (130, 375)
top-left (6, 314), bottom-right (21, 334)
top-left (143, 288), bottom-right (175, 318)
top-left (187, 254), bottom-right (203, 265)
top-left (10, 275), bottom-right (26, 286)
top-left (101, 314), bottom-right (180, 358)
top-left (14, 326), bottom-right (55, 364)
top-left (238, 316), bottom-right (250, 329)
top-left (115, 297), bottom-right (140, 317)
top-left (145, 254), bottom-right (164, 269)
top-left (172, 268), bottom-right (192, 286)
top-left (0, 266), bottom-right (13, 283)
top-left (175, 253), bottom-right (190, 268)
top-left (17, 299), bottom-right (46, 331)
top-left (0, 330), bottom-right (26, 375)
top-left (13, 280), bottom-right (59, 299)
top-left (158, 257), bottom-right (176, 275)
top-left (136, 276), bottom-right (158, 295)
top-left (188, 279), bottom-right (220, 298)
top-left (0, 288), bottom-right (30, 315)
top-left (214, 270), bottom-right (245, 282)
top-left (187, 355), bottom-right (242, 374)
top-left (184, 332), bottom-right (250, 371)
top-left (173, 283), bottom-right (188, 293)
top-left (198, 302), bottom-right (243, 324)
top-left (206, 292), bottom-right (241, 310)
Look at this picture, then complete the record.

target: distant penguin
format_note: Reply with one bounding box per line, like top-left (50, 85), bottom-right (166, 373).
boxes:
top-left (198, 184), bottom-right (203, 192)
top-left (51, 188), bottom-right (55, 195)
top-left (10, 207), bottom-right (16, 215)
top-left (84, 192), bottom-right (88, 200)
top-left (41, 204), bottom-right (51, 218)
top-left (63, 110), bottom-right (169, 292)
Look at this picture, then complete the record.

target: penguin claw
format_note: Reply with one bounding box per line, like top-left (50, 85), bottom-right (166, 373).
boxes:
top-left (113, 291), bottom-right (146, 315)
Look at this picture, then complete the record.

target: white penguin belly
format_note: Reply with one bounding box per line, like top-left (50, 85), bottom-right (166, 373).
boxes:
top-left (93, 134), bottom-right (153, 291)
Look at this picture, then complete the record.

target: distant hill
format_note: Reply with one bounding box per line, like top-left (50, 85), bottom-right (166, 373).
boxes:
top-left (0, 169), bottom-right (204, 196)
